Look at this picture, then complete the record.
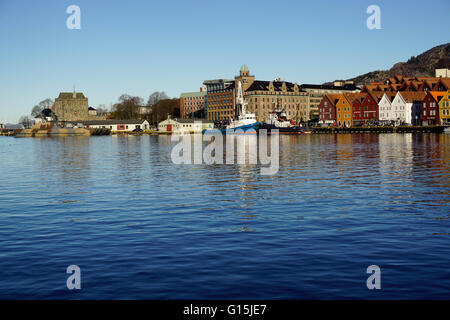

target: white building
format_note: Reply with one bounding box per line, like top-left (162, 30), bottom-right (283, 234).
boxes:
top-left (436, 68), bottom-right (450, 78)
top-left (378, 93), bottom-right (396, 124)
top-left (158, 117), bottom-right (214, 133)
top-left (390, 92), bottom-right (426, 125)
top-left (74, 119), bottom-right (150, 131)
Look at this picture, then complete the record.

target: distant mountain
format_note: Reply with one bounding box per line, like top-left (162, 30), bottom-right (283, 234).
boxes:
top-left (329, 43), bottom-right (450, 85)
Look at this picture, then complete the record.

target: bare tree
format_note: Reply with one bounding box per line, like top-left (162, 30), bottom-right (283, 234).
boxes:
top-left (31, 98), bottom-right (53, 117)
top-left (149, 98), bottom-right (180, 124)
top-left (18, 115), bottom-right (31, 128)
top-left (110, 94), bottom-right (144, 119)
top-left (147, 91), bottom-right (169, 106)
top-left (31, 105), bottom-right (42, 117)
top-left (96, 104), bottom-right (109, 116)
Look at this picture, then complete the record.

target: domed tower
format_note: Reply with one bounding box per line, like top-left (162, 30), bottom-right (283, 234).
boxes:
top-left (235, 64), bottom-right (255, 93)
top-left (240, 64), bottom-right (250, 77)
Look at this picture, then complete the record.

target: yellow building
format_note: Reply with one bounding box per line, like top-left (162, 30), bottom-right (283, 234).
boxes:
top-left (335, 94), bottom-right (352, 127)
top-left (439, 89), bottom-right (450, 125)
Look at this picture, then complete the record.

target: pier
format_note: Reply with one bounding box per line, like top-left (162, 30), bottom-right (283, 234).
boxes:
top-left (312, 125), bottom-right (446, 134)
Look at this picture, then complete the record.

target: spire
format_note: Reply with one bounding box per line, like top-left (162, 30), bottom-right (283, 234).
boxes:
top-left (72, 84), bottom-right (76, 98)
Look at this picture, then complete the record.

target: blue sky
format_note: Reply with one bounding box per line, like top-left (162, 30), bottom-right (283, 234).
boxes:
top-left (0, 0), bottom-right (449, 123)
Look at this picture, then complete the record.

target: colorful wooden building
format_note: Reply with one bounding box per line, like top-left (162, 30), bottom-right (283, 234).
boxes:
top-left (421, 91), bottom-right (444, 125)
top-left (318, 94), bottom-right (340, 126)
top-left (335, 94), bottom-right (353, 127)
top-left (438, 90), bottom-right (450, 125)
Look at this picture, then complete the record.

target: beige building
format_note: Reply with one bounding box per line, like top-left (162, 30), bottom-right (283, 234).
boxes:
top-left (52, 90), bottom-right (104, 121)
top-left (205, 65), bottom-right (310, 122)
top-left (245, 80), bottom-right (310, 122)
top-left (436, 68), bottom-right (450, 78)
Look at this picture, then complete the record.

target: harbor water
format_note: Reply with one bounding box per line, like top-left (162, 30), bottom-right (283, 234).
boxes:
top-left (0, 133), bottom-right (449, 299)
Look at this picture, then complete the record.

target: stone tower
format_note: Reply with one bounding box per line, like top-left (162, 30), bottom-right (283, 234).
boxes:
top-left (52, 91), bottom-right (89, 121)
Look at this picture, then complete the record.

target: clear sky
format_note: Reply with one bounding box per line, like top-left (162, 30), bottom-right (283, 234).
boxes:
top-left (0, 0), bottom-right (449, 123)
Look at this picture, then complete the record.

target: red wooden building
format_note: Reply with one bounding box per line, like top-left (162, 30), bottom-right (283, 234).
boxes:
top-left (421, 91), bottom-right (442, 125)
top-left (318, 94), bottom-right (340, 126)
top-left (348, 93), bottom-right (369, 126)
top-left (353, 92), bottom-right (382, 126)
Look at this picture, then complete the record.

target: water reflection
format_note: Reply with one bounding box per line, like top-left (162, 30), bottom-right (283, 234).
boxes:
top-left (1, 133), bottom-right (450, 299)
top-left (31, 137), bottom-right (91, 204)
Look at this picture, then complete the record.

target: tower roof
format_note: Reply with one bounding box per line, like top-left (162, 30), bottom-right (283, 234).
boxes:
top-left (240, 64), bottom-right (249, 73)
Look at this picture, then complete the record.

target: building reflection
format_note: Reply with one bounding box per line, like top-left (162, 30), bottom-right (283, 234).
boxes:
top-left (411, 133), bottom-right (450, 191)
top-left (378, 133), bottom-right (413, 182)
top-left (32, 136), bottom-right (91, 203)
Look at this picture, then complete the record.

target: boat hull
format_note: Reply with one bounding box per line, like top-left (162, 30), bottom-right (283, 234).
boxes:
top-left (14, 127), bottom-right (91, 138)
top-left (258, 124), bottom-right (312, 134)
top-left (203, 123), bottom-right (259, 134)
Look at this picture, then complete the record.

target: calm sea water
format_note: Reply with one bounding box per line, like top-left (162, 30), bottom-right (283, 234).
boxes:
top-left (0, 133), bottom-right (449, 299)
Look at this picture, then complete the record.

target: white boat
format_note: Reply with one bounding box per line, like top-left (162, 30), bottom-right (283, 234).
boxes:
top-left (224, 81), bottom-right (259, 133)
top-left (265, 109), bottom-right (294, 128)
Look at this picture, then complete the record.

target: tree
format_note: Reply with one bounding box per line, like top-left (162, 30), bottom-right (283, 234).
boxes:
top-left (31, 105), bottom-right (42, 117)
top-left (147, 91), bottom-right (169, 106)
top-left (96, 104), bottom-right (109, 117)
top-left (110, 94), bottom-right (144, 119)
top-left (18, 115), bottom-right (31, 128)
top-left (31, 98), bottom-right (53, 117)
top-left (148, 98), bottom-right (180, 124)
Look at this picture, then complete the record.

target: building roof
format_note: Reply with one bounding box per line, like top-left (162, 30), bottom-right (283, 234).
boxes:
top-left (368, 91), bottom-right (385, 102)
top-left (364, 76), bottom-right (450, 92)
top-left (344, 92), bottom-right (367, 104)
top-left (323, 94), bottom-right (342, 106)
top-left (71, 119), bottom-right (148, 125)
top-left (57, 92), bottom-right (86, 99)
top-left (398, 91), bottom-right (426, 103)
top-left (203, 79), bottom-right (234, 85)
top-left (180, 91), bottom-right (207, 98)
top-left (383, 92), bottom-right (397, 102)
top-left (174, 118), bottom-right (214, 123)
top-left (42, 108), bottom-right (54, 117)
top-left (246, 80), bottom-right (299, 92)
top-left (434, 78), bottom-right (450, 90)
top-left (300, 83), bottom-right (358, 91)
top-left (428, 91), bottom-right (445, 103)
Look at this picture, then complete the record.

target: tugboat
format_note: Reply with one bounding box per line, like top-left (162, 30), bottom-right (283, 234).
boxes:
top-left (204, 81), bottom-right (259, 134)
top-left (259, 108), bottom-right (312, 134)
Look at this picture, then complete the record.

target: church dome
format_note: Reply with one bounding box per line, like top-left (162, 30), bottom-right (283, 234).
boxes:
top-left (240, 64), bottom-right (249, 73)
